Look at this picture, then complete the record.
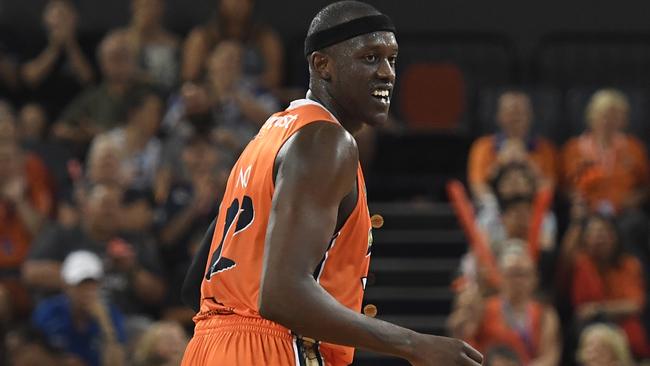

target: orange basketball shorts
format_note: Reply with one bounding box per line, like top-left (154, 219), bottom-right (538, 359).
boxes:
top-left (181, 314), bottom-right (343, 366)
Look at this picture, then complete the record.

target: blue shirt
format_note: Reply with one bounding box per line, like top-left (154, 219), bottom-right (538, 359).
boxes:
top-left (32, 295), bottom-right (126, 366)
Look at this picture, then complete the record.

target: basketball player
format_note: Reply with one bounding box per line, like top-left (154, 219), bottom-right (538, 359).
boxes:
top-left (180, 2), bottom-right (483, 365)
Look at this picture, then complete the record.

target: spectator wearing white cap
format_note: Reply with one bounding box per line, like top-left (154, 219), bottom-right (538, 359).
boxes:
top-left (31, 250), bottom-right (126, 366)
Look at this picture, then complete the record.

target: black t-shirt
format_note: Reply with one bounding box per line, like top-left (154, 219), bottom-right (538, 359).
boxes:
top-left (153, 182), bottom-right (218, 265)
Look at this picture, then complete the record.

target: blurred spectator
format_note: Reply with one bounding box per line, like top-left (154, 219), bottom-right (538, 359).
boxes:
top-left (468, 91), bottom-right (558, 198)
top-left (163, 40), bottom-right (278, 166)
top-left (91, 89), bottom-right (163, 192)
top-left (115, 0), bottom-right (180, 92)
top-left (0, 115), bottom-right (53, 317)
top-left (560, 213), bottom-right (650, 357)
top-left (18, 102), bottom-right (74, 193)
top-left (449, 246), bottom-right (561, 365)
top-left (82, 137), bottom-right (155, 231)
top-left (132, 321), bottom-right (188, 366)
top-left (485, 345), bottom-right (523, 366)
top-left (52, 31), bottom-right (151, 151)
top-left (562, 89), bottom-right (650, 270)
top-left (576, 323), bottom-right (634, 366)
top-left (20, 0), bottom-right (94, 119)
top-left (0, 44), bottom-right (19, 99)
top-left (181, 0), bottom-right (284, 89)
top-left (562, 89), bottom-right (649, 215)
top-left (477, 163), bottom-right (557, 257)
top-left (18, 102), bottom-right (48, 143)
top-left (23, 184), bottom-right (165, 315)
top-left (32, 251), bottom-right (126, 366)
top-left (154, 134), bottom-right (226, 326)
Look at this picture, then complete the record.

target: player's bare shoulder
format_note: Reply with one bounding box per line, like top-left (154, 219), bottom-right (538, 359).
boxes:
top-left (277, 120), bottom-right (359, 179)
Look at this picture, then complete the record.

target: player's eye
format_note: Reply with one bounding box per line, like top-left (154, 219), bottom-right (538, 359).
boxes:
top-left (388, 55), bottom-right (397, 66)
top-left (364, 54), bottom-right (377, 63)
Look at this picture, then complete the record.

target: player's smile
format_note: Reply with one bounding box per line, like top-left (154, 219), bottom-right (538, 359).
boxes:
top-left (370, 83), bottom-right (393, 108)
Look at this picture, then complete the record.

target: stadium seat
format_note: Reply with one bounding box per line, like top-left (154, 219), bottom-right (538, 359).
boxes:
top-left (392, 33), bottom-right (517, 133)
top-left (399, 62), bottom-right (465, 131)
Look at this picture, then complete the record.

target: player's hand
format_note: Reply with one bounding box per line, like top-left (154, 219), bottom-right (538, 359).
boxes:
top-left (407, 334), bottom-right (483, 366)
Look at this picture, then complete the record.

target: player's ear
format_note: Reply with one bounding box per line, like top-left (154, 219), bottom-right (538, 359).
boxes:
top-left (310, 51), bottom-right (332, 81)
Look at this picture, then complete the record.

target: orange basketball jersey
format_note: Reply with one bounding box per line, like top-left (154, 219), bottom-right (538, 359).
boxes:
top-left (195, 99), bottom-right (373, 364)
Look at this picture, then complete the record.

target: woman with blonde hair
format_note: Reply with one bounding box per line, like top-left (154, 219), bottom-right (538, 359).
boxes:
top-left (577, 323), bottom-right (634, 366)
top-left (132, 321), bottom-right (189, 366)
top-left (562, 88), bottom-right (649, 215)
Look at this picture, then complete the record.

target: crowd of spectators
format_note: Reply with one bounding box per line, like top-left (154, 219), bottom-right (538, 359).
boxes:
top-left (1, 1), bottom-right (650, 365)
top-left (452, 89), bottom-right (650, 365)
top-left (0, 0), bottom-right (287, 364)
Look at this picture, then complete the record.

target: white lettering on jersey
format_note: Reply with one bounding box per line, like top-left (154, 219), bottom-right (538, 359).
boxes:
top-left (237, 165), bottom-right (252, 188)
top-left (262, 114), bottom-right (298, 130)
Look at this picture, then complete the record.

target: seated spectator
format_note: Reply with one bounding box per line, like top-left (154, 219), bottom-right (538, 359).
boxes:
top-left (0, 116), bottom-right (53, 317)
top-left (562, 89), bottom-right (649, 215)
top-left (52, 31), bottom-right (151, 152)
top-left (91, 89), bottom-right (163, 192)
top-left (18, 102), bottom-right (74, 193)
top-left (468, 91), bottom-right (558, 198)
top-left (576, 323), bottom-right (634, 366)
top-left (17, 102), bottom-right (47, 144)
top-left (181, 0), bottom-right (284, 89)
top-left (0, 43), bottom-right (18, 99)
top-left (132, 321), bottom-right (188, 366)
top-left (163, 40), bottom-right (278, 165)
top-left (115, 0), bottom-right (180, 92)
top-left (154, 134), bottom-right (227, 326)
top-left (32, 251), bottom-right (126, 366)
top-left (23, 183), bottom-right (165, 316)
top-left (20, 0), bottom-right (94, 119)
top-left (81, 136), bottom-right (155, 231)
top-left (449, 246), bottom-right (561, 365)
top-left (561, 213), bottom-right (650, 357)
top-left (485, 345), bottom-right (522, 366)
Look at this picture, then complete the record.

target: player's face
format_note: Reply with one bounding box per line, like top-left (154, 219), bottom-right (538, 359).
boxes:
top-left (331, 31), bottom-right (397, 127)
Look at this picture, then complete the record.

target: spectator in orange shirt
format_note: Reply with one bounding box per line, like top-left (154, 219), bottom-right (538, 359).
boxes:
top-left (561, 213), bottom-right (649, 358)
top-left (562, 89), bottom-right (649, 215)
top-left (448, 246), bottom-right (561, 365)
top-left (468, 91), bottom-right (558, 199)
top-left (0, 110), bottom-right (54, 317)
top-left (562, 89), bottom-right (650, 273)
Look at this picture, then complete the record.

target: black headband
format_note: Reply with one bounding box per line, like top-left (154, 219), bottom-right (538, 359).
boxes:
top-left (304, 14), bottom-right (396, 57)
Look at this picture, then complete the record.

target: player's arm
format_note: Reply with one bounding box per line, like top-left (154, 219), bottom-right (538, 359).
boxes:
top-left (181, 217), bottom-right (217, 311)
top-left (258, 122), bottom-right (482, 366)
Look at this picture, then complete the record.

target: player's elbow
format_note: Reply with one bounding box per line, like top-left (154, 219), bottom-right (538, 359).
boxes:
top-left (258, 276), bottom-right (296, 326)
top-left (258, 285), bottom-right (283, 323)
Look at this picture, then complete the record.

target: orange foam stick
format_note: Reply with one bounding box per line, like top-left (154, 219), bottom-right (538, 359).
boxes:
top-left (446, 180), bottom-right (501, 287)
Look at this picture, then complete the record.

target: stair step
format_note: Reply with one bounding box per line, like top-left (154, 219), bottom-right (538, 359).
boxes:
top-left (369, 203), bottom-right (460, 229)
top-left (370, 258), bottom-right (459, 273)
top-left (364, 286), bottom-right (453, 301)
top-left (373, 229), bottom-right (465, 245)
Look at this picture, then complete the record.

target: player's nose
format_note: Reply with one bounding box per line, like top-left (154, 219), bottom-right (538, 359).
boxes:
top-left (376, 58), bottom-right (395, 83)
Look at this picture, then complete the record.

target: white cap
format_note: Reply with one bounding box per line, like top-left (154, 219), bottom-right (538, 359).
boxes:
top-left (61, 250), bottom-right (104, 285)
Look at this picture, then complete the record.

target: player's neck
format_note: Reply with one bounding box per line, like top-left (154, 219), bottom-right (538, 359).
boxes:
top-left (306, 89), bottom-right (363, 134)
